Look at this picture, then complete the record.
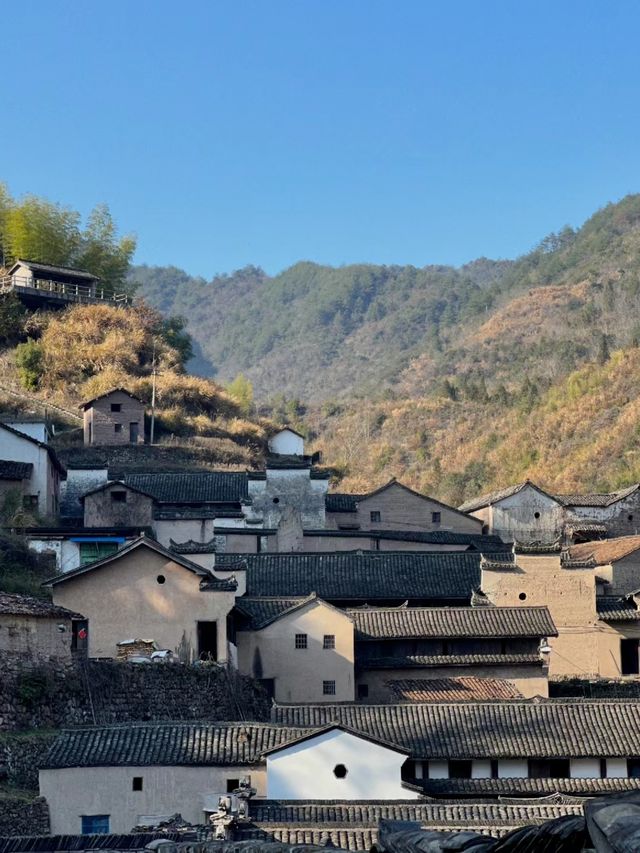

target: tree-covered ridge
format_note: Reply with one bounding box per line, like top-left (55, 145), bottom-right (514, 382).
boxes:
top-left (134, 194), bottom-right (640, 401)
top-left (0, 184), bottom-right (136, 294)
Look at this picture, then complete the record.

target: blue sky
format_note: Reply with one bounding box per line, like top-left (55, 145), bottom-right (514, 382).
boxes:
top-left (2, 1), bottom-right (640, 277)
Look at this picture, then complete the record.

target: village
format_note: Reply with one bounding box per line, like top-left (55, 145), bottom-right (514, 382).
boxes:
top-left (0, 264), bottom-right (639, 850)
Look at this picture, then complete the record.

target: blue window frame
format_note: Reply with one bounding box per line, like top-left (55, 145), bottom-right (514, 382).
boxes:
top-left (81, 815), bottom-right (110, 834)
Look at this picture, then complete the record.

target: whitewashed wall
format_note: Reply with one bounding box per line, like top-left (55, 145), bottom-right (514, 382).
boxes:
top-left (269, 430), bottom-right (304, 456)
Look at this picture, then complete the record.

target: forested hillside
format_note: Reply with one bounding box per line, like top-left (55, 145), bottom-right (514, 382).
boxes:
top-left (134, 195), bottom-right (640, 402)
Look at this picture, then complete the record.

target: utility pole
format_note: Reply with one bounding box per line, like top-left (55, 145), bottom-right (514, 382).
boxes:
top-left (150, 341), bottom-right (157, 445)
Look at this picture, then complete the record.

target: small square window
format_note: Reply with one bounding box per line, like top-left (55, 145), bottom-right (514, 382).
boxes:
top-left (81, 815), bottom-right (110, 834)
top-left (370, 511), bottom-right (381, 522)
top-left (357, 683), bottom-right (369, 699)
top-left (323, 680), bottom-right (336, 695)
top-left (111, 403), bottom-right (122, 412)
top-left (295, 633), bottom-right (307, 649)
top-left (114, 423), bottom-right (123, 433)
top-left (111, 491), bottom-right (127, 503)
top-left (323, 634), bottom-right (335, 649)
top-left (226, 778), bottom-right (240, 793)
top-left (132, 777), bottom-right (143, 791)
top-left (431, 511), bottom-right (441, 524)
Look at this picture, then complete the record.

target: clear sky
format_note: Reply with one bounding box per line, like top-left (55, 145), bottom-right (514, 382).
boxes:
top-left (2, 0), bottom-right (640, 277)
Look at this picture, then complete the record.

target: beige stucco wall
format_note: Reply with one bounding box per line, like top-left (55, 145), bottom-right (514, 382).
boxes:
top-left (0, 614), bottom-right (76, 659)
top-left (84, 484), bottom-right (154, 528)
top-left (51, 547), bottom-right (235, 662)
top-left (483, 555), bottom-right (599, 678)
top-left (356, 664), bottom-right (549, 701)
top-left (604, 554), bottom-right (640, 596)
top-left (355, 484), bottom-right (482, 533)
top-left (40, 764), bottom-right (266, 834)
top-left (236, 600), bottom-right (354, 702)
top-left (597, 620), bottom-right (640, 677)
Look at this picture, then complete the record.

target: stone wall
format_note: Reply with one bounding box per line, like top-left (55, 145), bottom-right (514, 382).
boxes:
top-left (0, 795), bottom-right (50, 837)
top-left (0, 652), bottom-right (270, 733)
top-left (0, 732), bottom-right (57, 789)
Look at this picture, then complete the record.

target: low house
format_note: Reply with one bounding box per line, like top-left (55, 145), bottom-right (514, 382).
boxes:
top-left (81, 481), bottom-right (155, 528)
top-left (459, 481), bottom-right (564, 544)
top-left (557, 485), bottom-right (640, 540)
top-left (0, 421), bottom-right (65, 516)
top-left (26, 526), bottom-right (144, 573)
top-left (326, 479), bottom-right (483, 534)
top-left (81, 389), bottom-right (145, 446)
top-left (0, 592), bottom-right (84, 660)
top-left (45, 536), bottom-right (237, 662)
top-left (2, 259), bottom-right (102, 308)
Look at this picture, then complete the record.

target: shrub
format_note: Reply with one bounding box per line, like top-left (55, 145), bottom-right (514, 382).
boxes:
top-left (15, 339), bottom-right (44, 390)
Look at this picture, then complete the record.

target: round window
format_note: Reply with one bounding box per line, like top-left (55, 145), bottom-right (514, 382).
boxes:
top-left (157, 575), bottom-right (166, 585)
top-left (519, 592), bottom-right (527, 601)
top-left (534, 511), bottom-right (540, 520)
top-left (273, 497), bottom-right (280, 504)
top-left (333, 764), bottom-right (348, 779)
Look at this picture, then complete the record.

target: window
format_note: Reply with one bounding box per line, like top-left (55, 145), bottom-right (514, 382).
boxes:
top-left (628, 759), bottom-right (640, 778)
top-left (534, 511), bottom-right (541, 520)
top-left (490, 760), bottom-right (499, 779)
top-left (295, 633), bottom-right (308, 649)
top-left (79, 541), bottom-right (119, 566)
top-left (111, 490), bottom-right (127, 503)
top-left (357, 683), bottom-right (369, 699)
top-left (157, 575), bottom-right (166, 585)
top-left (226, 779), bottom-right (240, 792)
top-left (518, 592), bottom-right (527, 601)
top-left (371, 538), bottom-right (380, 551)
top-left (529, 759), bottom-right (570, 778)
top-left (323, 680), bottom-right (336, 695)
top-left (333, 764), bottom-right (348, 778)
top-left (621, 639), bottom-right (640, 675)
top-left (114, 423), bottom-right (123, 433)
top-left (81, 815), bottom-right (110, 834)
top-left (323, 634), bottom-right (335, 649)
top-left (132, 777), bottom-right (143, 791)
top-left (110, 403), bottom-right (122, 412)
top-left (448, 760), bottom-right (473, 778)
top-left (629, 514), bottom-right (635, 522)
top-left (370, 511), bottom-right (381, 522)
top-left (431, 511), bottom-right (441, 524)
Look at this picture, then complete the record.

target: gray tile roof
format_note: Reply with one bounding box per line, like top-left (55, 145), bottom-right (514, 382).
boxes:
top-left (309, 529), bottom-right (511, 550)
top-left (458, 481), bottom-right (534, 512)
top-left (325, 493), bottom-right (365, 512)
top-left (555, 484), bottom-right (640, 507)
top-left (42, 722), bottom-right (314, 769)
top-left (358, 653), bottom-right (543, 669)
top-left (0, 592), bottom-right (82, 619)
top-left (12, 259), bottom-right (99, 280)
top-left (123, 472), bottom-right (249, 504)
top-left (218, 552), bottom-right (486, 601)
top-left (272, 701), bottom-right (640, 759)
top-left (235, 596), bottom-right (310, 629)
top-left (0, 459), bottom-right (33, 480)
top-left (387, 677), bottom-right (524, 702)
top-left (348, 605), bottom-right (557, 640)
top-left (597, 596), bottom-right (640, 622)
top-left (420, 777), bottom-right (640, 797)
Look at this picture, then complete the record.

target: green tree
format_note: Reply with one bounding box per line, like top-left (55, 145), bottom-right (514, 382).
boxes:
top-left (15, 338), bottom-right (44, 390)
top-left (160, 315), bottom-right (193, 367)
top-left (77, 204), bottom-right (136, 295)
top-left (227, 373), bottom-right (254, 414)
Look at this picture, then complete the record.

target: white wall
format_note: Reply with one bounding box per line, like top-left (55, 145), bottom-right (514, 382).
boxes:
top-left (571, 758), bottom-right (601, 778)
top-left (154, 518), bottom-right (215, 548)
top-left (428, 761), bottom-right (448, 779)
top-left (266, 729), bottom-right (416, 800)
top-left (8, 422), bottom-right (51, 443)
top-left (0, 427), bottom-right (55, 515)
top-left (606, 759), bottom-right (628, 778)
top-left (269, 430), bottom-right (304, 456)
top-left (498, 760), bottom-right (528, 778)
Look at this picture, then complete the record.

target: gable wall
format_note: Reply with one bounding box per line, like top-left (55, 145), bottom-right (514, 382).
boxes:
top-left (236, 600), bottom-right (354, 703)
top-left (490, 488), bottom-right (563, 543)
top-left (84, 484), bottom-right (154, 528)
top-left (84, 391), bottom-right (145, 446)
top-left (0, 428), bottom-right (57, 516)
top-left (355, 484), bottom-right (482, 533)
top-left (51, 548), bottom-right (235, 662)
top-left (269, 431), bottom-right (304, 455)
top-left (565, 492), bottom-right (640, 538)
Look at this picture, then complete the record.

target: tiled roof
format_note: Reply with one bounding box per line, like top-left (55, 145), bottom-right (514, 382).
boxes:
top-left (307, 529), bottom-right (511, 550)
top-left (237, 825), bottom-right (378, 850)
top-left (358, 653), bottom-right (543, 670)
top-left (169, 538), bottom-right (217, 554)
top-left (597, 596), bottom-right (640, 622)
top-left (348, 605), bottom-right (557, 640)
top-left (80, 388), bottom-right (144, 409)
top-left (0, 592), bottom-right (82, 619)
top-left (12, 259), bottom-right (99, 280)
top-left (43, 722), bottom-right (314, 769)
top-left (218, 551), bottom-right (485, 601)
top-left (387, 677), bottom-right (524, 702)
top-left (459, 481), bottom-right (559, 512)
top-left (0, 834), bottom-right (186, 853)
top-left (420, 777), bottom-right (640, 797)
top-left (123, 472), bottom-right (249, 504)
top-left (555, 484), bottom-right (640, 507)
top-left (567, 535), bottom-right (640, 566)
top-left (0, 459), bottom-right (33, 480)
top-left (272, 701), bottom-right (640, 758)
top-left (325, 493), bottom-right (365, 512)
top-left (235, 596), bottom-right (309, 629)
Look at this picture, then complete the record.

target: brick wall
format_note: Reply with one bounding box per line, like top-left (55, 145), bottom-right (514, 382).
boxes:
top-left (84, 391), bottom-right (145, 446)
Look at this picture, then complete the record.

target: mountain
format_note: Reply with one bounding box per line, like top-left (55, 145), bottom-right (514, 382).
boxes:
top-left (133, 195), bottom-right (640, 403)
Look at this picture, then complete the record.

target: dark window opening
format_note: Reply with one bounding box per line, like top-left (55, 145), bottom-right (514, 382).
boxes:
top-left (357, 683), bottom-right (369, 699)
top-left (226, 779), bottom-right (240, 792)
top-left (295, 633), bottom-right (308, 649)
top-left (600, 758), bottom-right (608, 778)
top-left (529, 758), bottom-right (570, 778)
top-left (81, 815), bottom-right (110, 834)
top-left (129, 422), bottom-right (139, 443)
top-left (157, 574), bottom-right (166, 585)
top-left (370, 511), bottom-right (381, 522)
top-left (534, 511), bottom-right (541, 520)
top-left (114, 423), bottom-right (123, 433)
top-left (272, 497), bottom-right (280, 504)
top-left (333, 764), bottom-right (348, 778)
top-left (323, 680), bottom-right (336, 695)
top-left (490, 760), bottom-right (499, 779)
top-left (621, 638), bottom-right (640, 675)
top-left (111, 490), bottom-right (127, 503)
top-left (629, 514), bottom-right (634, 522)
top-left (72, 619), bottom-right (89, 652)
top-left (197, 621), bottom-right (218, 661)
top-left (628, 759), bottom-right (640, 778)
top-left (448, 760), bottom-right (473, 778)
top-left (132, 777), bottom-right (143, 791)
top-left (110, 403), bottom-right (122, 412)
top-left (519, 592), bottom-right (527, 601)
top-left (323, 634), bottom-right (335, 649)
top-left (371, 538), bottom-right (380, 551)
top-left (431, 511), bottom-right (441, 524)
top-left (259, 678), bottom-right (275, 699)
